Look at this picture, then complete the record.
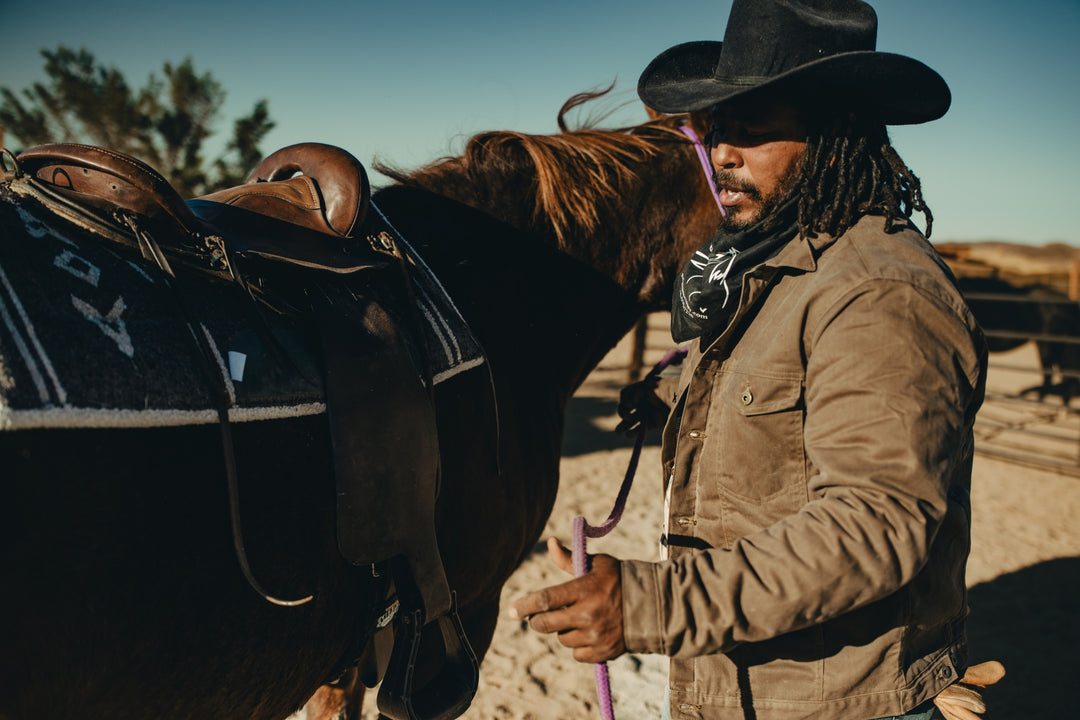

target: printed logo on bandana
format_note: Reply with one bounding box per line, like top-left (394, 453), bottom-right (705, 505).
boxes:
top-left (678, 247), bottom-right (739, 320)
top-left (671, 197), bottom-right (797, 342)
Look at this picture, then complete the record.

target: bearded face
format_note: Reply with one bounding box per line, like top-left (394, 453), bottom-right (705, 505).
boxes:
top-left (704, 95), bottom-right (809, 231)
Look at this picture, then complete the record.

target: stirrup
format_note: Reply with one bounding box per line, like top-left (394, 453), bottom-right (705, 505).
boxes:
top-left (377, 590), bottom-right (479, 720)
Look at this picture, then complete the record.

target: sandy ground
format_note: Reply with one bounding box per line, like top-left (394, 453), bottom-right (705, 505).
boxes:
top-left (362, 313), bottom-right (1080, 720)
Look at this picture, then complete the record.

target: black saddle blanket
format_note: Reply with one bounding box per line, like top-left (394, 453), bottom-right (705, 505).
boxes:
top-left (0, 188), bottom-right (484, 430)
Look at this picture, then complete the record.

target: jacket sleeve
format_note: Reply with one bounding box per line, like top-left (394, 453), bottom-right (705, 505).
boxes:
top-left (621, 278), bottom-right (985, 657)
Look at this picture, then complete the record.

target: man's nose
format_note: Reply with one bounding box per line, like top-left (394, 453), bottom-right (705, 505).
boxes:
top-left (710, 140), bottom-right (741, 170)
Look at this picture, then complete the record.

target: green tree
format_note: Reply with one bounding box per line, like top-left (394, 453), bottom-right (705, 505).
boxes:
top-left (0, 46), bottom-right (275, 197)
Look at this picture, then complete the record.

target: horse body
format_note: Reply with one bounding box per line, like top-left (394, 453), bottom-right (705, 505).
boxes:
top-left (1, 105), bottom-right (719, 720)
top-left (3, 420), bottom-right (367, 720)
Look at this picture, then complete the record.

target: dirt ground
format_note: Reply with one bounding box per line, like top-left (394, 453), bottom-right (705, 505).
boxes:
top-left (362, 313), bottom-right (1080, 720)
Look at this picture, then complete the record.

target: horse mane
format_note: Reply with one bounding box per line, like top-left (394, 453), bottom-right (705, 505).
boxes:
top-left (373, 88), bottom-right (689, 247)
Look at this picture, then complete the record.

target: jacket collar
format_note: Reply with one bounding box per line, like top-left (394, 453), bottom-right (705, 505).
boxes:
top-left (756, 213), bottom-right (914, 276)
top-left (757, 231), bottom-right (825, 275)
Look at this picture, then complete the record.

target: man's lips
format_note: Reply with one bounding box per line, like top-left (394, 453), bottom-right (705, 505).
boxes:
top-left (714, 174), bottom-right (757, 207)
top-left (718, 187), bottom-right (748, 206)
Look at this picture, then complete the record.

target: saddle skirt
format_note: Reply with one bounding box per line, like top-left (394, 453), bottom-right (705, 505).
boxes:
top-left (0, 178), bottom-right (484, 431)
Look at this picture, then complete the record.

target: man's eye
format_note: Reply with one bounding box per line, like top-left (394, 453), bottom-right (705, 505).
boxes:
top-left (705, 126), bottom-right (725, 147)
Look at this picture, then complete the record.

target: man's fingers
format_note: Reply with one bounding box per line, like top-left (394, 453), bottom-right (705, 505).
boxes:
top-left (572, 646), bottom-right (613, 664)
top-left (507, 553), bottom-right (626, 665)
top-left (508, 577), bottom-right (581, 620)
top-left (528, 606), bottom-right (579, 635)
top-left (553, 623), bottom-right (627, 664)
top-left (547, 536), bottom-right (574, 574)
top-left (526, 604), bottom-right (616, 651)
top-left (507, 589), bottom-right (555, 621)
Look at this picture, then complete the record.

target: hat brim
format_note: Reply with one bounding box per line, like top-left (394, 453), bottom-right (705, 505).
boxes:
top-left (638, 41), bottom-right (950, 125)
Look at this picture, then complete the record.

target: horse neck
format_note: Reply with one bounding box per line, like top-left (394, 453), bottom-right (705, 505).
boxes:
top-left (373, 131), bottom-right (720, 397)
top-left (374, 186), bottom-right (642, 399)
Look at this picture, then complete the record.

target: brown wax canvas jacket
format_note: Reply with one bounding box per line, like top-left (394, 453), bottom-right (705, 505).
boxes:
top-left (620, 214), bottom-right (987, 720)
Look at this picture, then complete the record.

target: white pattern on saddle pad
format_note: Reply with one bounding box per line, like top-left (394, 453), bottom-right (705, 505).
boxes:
top-left (369, 201), bottom-right (486, 385)
top-left (0, 193), bottom-right (486, 431)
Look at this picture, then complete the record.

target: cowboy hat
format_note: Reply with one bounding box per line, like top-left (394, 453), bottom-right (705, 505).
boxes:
top-left (637, 0), bottom-right (950, 124)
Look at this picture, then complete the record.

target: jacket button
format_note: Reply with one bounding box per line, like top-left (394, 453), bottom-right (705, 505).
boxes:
top-left (937, 665), bottom-right (953, 680)
top-left (741, 389), bottom-right (753, 405)
top-left (687, 430), bottom-right (704, 439)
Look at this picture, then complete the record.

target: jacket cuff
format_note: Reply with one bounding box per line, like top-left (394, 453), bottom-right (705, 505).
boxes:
top-left (621, 558), bottom-right (667, 655)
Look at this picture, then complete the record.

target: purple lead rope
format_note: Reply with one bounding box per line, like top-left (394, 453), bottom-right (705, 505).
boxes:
top-left (572, 346), bottom-right (688, 720)
top-left (679, 124), bottom-right (726, 217)
top-left (570, 125), bottom-right (712, 719)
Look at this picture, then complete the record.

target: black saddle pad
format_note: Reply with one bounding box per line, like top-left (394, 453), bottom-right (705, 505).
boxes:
top-left (0, 184), bottom-right (484, 430)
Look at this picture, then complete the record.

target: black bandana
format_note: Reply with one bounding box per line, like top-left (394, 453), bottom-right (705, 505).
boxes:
top-left (671, 199), bottom-right (799, 342)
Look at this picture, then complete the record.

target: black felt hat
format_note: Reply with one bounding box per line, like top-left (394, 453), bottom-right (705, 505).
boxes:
top-left (638, 0), bottom-right (950, 124)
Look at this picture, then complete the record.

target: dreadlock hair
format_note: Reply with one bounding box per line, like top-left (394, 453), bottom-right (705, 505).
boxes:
top-left (793, 111), bottom-right (933, 240)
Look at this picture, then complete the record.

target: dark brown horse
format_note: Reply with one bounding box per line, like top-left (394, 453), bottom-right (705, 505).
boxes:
top-left (0, 92), bottom-right (720, 720)
top-left (958, 275), bottom-right (1080, 403)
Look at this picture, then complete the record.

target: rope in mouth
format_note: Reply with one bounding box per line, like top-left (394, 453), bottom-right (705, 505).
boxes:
top-left (679, 124), bottom-right (726, 217)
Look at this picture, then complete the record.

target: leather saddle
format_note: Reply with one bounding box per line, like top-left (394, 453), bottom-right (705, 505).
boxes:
top-left (10, 142), bottom-right (379, 274)
top-left (4, 142), bottom-right (479, 720)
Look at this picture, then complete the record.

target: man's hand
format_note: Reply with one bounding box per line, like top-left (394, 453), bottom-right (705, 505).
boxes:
top-left (615, 374), bottom-right (672, 437)
top-left (507, 537), bottom-right (626, 664)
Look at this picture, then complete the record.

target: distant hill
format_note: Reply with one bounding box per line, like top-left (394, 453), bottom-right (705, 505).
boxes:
top-left (934, 240), bottom-right (1080, 296)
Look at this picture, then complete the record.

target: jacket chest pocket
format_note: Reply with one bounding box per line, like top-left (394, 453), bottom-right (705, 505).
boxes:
top-left (705, 371), bottom-right (807, 543)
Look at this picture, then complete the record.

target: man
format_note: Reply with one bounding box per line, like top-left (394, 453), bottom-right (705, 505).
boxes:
top-left (509, 1), bottom-right (998, 718)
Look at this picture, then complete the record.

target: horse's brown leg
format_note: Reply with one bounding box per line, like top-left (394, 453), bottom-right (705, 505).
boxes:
top-left (295, 684), bottom-right (346, 720)
top-left (295, 669), bottom-right (365, 720)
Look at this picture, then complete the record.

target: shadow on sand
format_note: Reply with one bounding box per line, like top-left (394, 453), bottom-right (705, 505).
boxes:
top-left (966, 555), bottom-right (1080, 718)
top-left (561, 394), bottom-right (664, 457)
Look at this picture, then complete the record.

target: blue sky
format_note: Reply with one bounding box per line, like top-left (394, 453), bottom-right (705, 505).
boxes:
top-left (1, 0), bottom-right (1077, 246)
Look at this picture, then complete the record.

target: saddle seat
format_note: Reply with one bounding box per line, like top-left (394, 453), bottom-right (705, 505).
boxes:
top-left (5, 142), bottom-right (479, 720)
